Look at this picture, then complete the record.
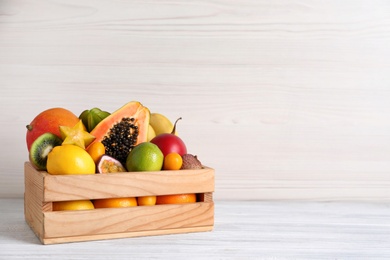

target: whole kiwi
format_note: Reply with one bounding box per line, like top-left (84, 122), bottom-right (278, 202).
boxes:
top-left (29, 133), bottom-right (62, 170)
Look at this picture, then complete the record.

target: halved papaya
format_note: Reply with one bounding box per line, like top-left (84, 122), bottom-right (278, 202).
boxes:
top-left (88, 101), bottom-right (150, 165)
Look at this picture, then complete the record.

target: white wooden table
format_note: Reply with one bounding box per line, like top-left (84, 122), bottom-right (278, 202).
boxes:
top-left (1, 198), bottom-right (390, 259)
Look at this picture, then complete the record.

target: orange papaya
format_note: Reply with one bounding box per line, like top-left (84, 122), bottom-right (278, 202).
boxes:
top-left (88, 101), bottom-right (150, 165)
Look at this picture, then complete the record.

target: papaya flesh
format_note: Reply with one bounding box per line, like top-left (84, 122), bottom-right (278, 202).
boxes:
top-left (88, 101), bottom-right (150, 165)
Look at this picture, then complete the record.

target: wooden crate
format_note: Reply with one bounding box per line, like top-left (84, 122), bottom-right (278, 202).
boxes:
top-left (24, 162), bottom-right (215, 244)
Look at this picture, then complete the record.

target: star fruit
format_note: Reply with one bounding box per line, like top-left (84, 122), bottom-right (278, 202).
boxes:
top-left (59, 120), bottom-right (95, 149)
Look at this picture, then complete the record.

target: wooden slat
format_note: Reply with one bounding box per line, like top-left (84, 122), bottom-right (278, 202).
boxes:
top-left (42, 226), bottom-right (214, 245)
top-left (198, 192), bottom-right (213, 203)
top-left (40, 164), bottom-right (214, 202)
top-left (24, 162), bottom-right (44, 202)
top-left (24, 193), bottom-right (44, 242)
top-left (43, 202), bottom-right (214, 239)
top-left (24, 162), bottom-right (45, 241)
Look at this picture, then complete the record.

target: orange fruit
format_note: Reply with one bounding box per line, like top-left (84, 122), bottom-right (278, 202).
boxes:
top-left (26, 107), bottom-right (79, 151)
top-left (137, 196), bottom-right (157, 206)
top-left (86, 141), bottom-right (105, 164)
top-left (53, 200), bottom-right (94, 211)
top-left (156, 193), bottom-right (196, 205)
top-left (163, 153), bottom-right (183, 170)
top-left (93, 197), bottom-right (137, 208)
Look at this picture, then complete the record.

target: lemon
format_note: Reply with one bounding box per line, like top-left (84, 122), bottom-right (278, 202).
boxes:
top-left (126, 142), bottom-right (163, 171)
top-left (47, 144), bottom-right (96, 175)
top-left (53, 200), bottom-right (95, 211)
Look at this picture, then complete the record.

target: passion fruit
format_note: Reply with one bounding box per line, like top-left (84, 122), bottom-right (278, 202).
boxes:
top-left (97, 155), bottom-right (126, 173)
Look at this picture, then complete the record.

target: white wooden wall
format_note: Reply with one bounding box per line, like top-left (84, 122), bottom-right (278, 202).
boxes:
top-left (1, 0), bottom-right (390, 200)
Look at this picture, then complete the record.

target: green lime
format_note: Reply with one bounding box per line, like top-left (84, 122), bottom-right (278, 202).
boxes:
top-left (126, 142), bottom-right (164, 171)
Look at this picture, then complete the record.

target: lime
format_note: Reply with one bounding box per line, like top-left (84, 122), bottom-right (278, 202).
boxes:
top-left (126, 142), bottom-right (163, 171)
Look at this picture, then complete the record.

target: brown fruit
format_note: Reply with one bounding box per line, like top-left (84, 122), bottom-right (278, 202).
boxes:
top-left (180, 154), bottom-right (202, 169)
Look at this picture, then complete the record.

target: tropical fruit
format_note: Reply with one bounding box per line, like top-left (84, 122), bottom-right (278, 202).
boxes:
top-left (29, 133), bottom-right (62, 170)
top-left (126, 142), bottom-right (163, 172)
top-left (46, 144), bottom-right (95, 175)
top-left (89, 101), bottom-right (150, 165)
top-left (79, 107), bottom-right (110, 132)
top-left (60, 120), bottom-right (95, 149)
top-left (26, 108), bottom-right (79, 151)
top-left (97, 155), bottom-right (126, 173)
top-left (156, 193), bottom-right (197, 204)
top-left (150, 118), bottom-right (187, 157)
top-left (149, 113), bottom-right (174, 136)
top-left (53, 200), bottom-right (95, 211)
top-left (181, 154), bottom-right (203, 170)
top-left (147, 125), bottom-right (156, 142)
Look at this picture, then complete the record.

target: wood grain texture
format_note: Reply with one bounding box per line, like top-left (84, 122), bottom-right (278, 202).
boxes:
top-left (3, 198), bottom-right (390, 258)
top-left (24, 162), bottom-right (214, 244)
top-left (24, 162), bottom-right (214, 201)
top-left (2, 0), bottom-right (390, 200)
top-left (43, 202), bottom-right (214, 243)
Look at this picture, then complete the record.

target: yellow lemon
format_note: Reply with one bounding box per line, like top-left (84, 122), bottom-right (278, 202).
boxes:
top-left (47, 144), bottom-right (96, 175)
top-left (53, 200), bottom-right (95, 211)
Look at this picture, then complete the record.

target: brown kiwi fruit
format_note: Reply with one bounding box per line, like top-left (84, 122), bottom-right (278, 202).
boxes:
top-left (29, 133), bottom-right (62, 170)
